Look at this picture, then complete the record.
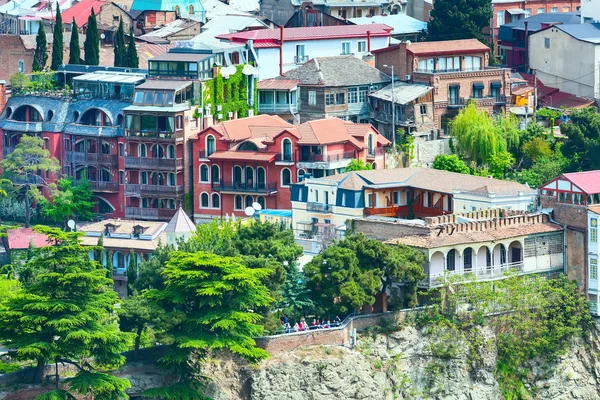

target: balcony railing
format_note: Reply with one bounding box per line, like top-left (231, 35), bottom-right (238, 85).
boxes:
top-left (413, 67), bottom-right (503, 74)
top-left (125, 184), bottom-right (185, 196)
top-left (198, 150), bottom-right (215, 159)
top-left (366, 148), bottom-right (384, 158)
top-left (2, 147), bottom-right (14, 157)
top-left (306, 202), bottom-right (333, 213)
top-left (126, 130), bottom-right (184, 141)
top-left (299, 150), bottom-right (356, 163)
top-left (275, 153), bottom-right (294, 162)
top-left (67, 152), bottom-right (118, 165)
top-left (294, 55), bottom-right (309, 64)
top-left (75, 180), bottom-right (119, 192)
top-left (258, 103), bottom-right (299, 114)
top-left (421, 261), bottom-right (525, 287)
top-left (124, 157), bottom-right (183, 169)
top-left (11, 175), bottom-right (45, 185)
top-left (448, 97), bottom-right (465, 107)
top-left (211, 180), bottom-right (277, 194)
top-left (125, 206), bottom-right (177, 220)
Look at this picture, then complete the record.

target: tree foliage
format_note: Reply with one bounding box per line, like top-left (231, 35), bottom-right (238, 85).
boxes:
top-left (432, 154), bottom-right (470, 174)
top-left (0, 227), bottom-right (131, 394)
top-left (118, 295), bottom-right (160, 361)
top-left (345, 159), bottom-right (373, 171)
top-left (125, 26), bottom-right (139, 68)
top-left (84, 9), bottom-right (100, 65)
top-left (68, 18), bottom-right (80, 64)
top-left (38, 177), bottom-right (94, 226)
top-left (113, 19), bottom-right (125, 67)
top-left (560, 107), bottom-right (600, 172)
top-left (32, 27), bottom-right (48, 71)
top-left (50, 5), bottom-right (63, 70)
top-left (427, 0), bottom-right (492, 42)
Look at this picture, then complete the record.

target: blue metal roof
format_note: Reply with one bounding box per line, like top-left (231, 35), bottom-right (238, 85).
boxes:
top-left (257, 209), bottom-right (292, 217)
top-left (498, 12), bottom-right (581, 41)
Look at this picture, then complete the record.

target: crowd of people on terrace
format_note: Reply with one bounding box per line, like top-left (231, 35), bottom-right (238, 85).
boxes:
top-left (278, 314), bottom-right (343, 334)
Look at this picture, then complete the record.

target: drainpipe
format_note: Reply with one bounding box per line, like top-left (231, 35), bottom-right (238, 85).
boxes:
top-left (524, 21), bottom-right (529, 70)
top-left (367, 30), bottom-right (371, 52)
top-left (279, 25), bottom-right (284, 76)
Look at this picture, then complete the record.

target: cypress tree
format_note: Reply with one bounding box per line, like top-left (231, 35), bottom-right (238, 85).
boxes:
top-left (84, 8), bottom-right (99, 65)
top-left (125, 25), bottom-right (138, 68)
top-left (50, 4), bottom-right (63, 70)
top-left (68, 18), bottom-right (80, 64)
top-left (32, 27), bottom-right (48, 71)
top-left (113, 18), bottom-right (125, 67)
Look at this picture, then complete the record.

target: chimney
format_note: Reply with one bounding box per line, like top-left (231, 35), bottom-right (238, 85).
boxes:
top-left (203, 114), bottom-right (214, 129)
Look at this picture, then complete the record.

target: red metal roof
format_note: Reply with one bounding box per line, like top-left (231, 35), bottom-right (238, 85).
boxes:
top-left (560, 171), bottom-right (600, 195)
top-left (257, 79), bottom-right (299, 90)
top-left (7, 228), bottom-right (49, 250)
top-left (216, 24), bottom-right (392, 46)
top-left (520, 73), bottom-right (594, 109)
top-left (372, 39), bottom-right (490, 56)
top-left (208, 151), bottom-right (278, 161)
top-left (62, 0), bottom-right (105, 28)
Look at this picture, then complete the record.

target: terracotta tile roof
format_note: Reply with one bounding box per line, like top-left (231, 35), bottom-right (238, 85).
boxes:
top-left (7, 228), bottom-right (49, 250)
top-left (78, 218), bottom-right (166, 236)
top-left (207, 114), bottom-right (292, 141)
top-left (208, 150), bottom-right (278, 161)
top-left (373, 39), bottom-right (490, 57)
top-left (258, 79), bottom-right (299, 90)
top-left (79, 234), bottom-right (166, 251)
top-left (297, 118), bottom-right (388, 148)
top-left (589, 205), bottom-right (600, 215)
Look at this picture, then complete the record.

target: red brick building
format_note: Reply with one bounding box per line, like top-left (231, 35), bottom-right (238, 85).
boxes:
top-left (373, 39), bottom-right (511, 133)
top-left (192, 114), bottom-right (390, 222)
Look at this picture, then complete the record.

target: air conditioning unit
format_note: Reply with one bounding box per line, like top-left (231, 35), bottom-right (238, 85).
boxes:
top-left (217, 113), bottom-right (223, 120)
top-left (216, 105), bottom-right (222, 111)
top-left (228, 112), bottom-right (233, 118)
top-left (205, 105), bottom-right (212, 115)
top-left (405, 74), bottom-right (411, 81)
top-left (248, 109), bottom-right (254, 117)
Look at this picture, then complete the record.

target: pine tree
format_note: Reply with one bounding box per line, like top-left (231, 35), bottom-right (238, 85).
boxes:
top-left (83, 8), bottom-right (99, 65)
top-left (68, 18), bottom-right (80, 64)
top-left (125, 25), bottom-right (139, 68)
top-left (32, 27), bottom-right (48, 71)
top-left (50, 4), bottom-right (63, 70)
top-left (95, 234), bottom-right (105, 267)
top-left (113, 18), bottom-right (125, 67)
top-left (126, 249), bottom-right (137, 295)
top-left (0, 227), bottom-right (131, 395)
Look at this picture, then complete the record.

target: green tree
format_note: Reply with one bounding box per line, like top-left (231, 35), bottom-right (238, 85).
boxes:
top-left (125, 26), bottom-right (139, 68)
top-left (144, 251), bottom-right (273, 398)
top-left (1, 136), bottom-right (61, 227)
top-left (488, 151), bottom-right (514, 179)
top-left (560, 107), bottom-right (600, 172)
top-left (32, 27), bottom-right (48, 71)
top-left (68, 18), bottom-right (80, 64)
top-left (432, 154), bottom-right (470, 174)
top-left (118, 295), bottom-right (160, 361)
top-left (522, 137), bottom-right (553, 164)
top-left (84, 8), bottom-right (100, 65)
top-left (9, 72), bottom-right (30, 92)
top-left (0, 227), bottom-right (131, 393)
top-left (427, 0), bottom-right (492, 42)
top-left (96, 234), bottom-right (105, 270)
top-left (277, 261), bottom-right (314, 318)
top-left (126, 249), bottom-right (137, 295)
top-left (113, 19), bottom-right (125, 67)
top-left (39, 177), bottom-right (94, 227)
top-left (345, 159), bottom-right (373, 171)
top-left (50, 5), bottom-right (63, 70)
top-left (134, 241), bottom-right (174, 291)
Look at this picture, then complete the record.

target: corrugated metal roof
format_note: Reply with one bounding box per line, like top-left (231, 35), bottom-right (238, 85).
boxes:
top-left (135, 80), bottom-right (193, 90)
top-left (258, 79), bottom-right (299, 90)
top-left (73, 72), bottom-right (145, 84)
top-left (227, 0), bottom-right (259, 13)
top-left (150, 52), bottom-right (212, 62)
top-left (348, 14), bottom-right (426, 35)
top-left (369, 82), bottom-right (432, 105)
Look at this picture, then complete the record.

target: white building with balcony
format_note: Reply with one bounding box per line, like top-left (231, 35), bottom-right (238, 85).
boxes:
top-left (588, 206), bottom-right (600, 315)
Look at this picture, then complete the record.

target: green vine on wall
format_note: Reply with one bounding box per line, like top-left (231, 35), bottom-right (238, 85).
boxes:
top-left (198, 65), bottom-right (255, 122)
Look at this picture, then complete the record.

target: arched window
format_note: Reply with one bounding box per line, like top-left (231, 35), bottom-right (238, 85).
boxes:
top-left (167, 172), bottom-right (176, 186)
top-left (233, 166), bottom-right (242, 184)
top-left (212, 193), bottom-right (220, 208)
top-left (101, 142), bottom-right (111, 155)
top-left (298, 169), bottom-right (306, 181)
top-left (80, 108), bottom-right (112, 126)
top-left (234, 195), bottom-right (243, 210)
top-left (13, 105), bottom-right (42, 122)
top-left (152, 144), bottom-right (164, 158)
top-left (188, 4), bottom-right (194, 14)
top-left (47, 110), bottom-right (54, 121)
top-left (211, 165), bottom-right (220, 183)
top-left (372, 162), bottom-right (377, 169)
top-left (245, 166), bottom-right (254, 185)
top-left (257, 196), bottom-right (266, 209)
top-left (151, 172), bottom-right (164, 185)
top-left (139, 143), bottom-right (147, 157)
top-left (167, 199), bottom-right (176, 209)
top-left (141, 171), bottom-right (148, 184)
top-left (282, 138), bottom-right (293, 161)
top-left (245, 195), bottom-right (253, 208)
top-left (167, 145), bottom-right (175, 159)
top-left (200, 164), bottom-right (209, 182)
top-left (446, 249), bottom-right (456, 271)
top-left (206, 135), bottom-right (216, 156)
top-left (500, 244), bottom-right (507, 265)
top-left (100, 169), bottom-right (111, 182)
top-left (257, 167), bottom-right (265, 188)
top-left (281, 168), bottom-right (291, 186)
top-left (200, 192), bottom-right (209, 208)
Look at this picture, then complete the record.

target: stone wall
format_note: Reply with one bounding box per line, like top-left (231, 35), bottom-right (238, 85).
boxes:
top-left (411, 138), bottom-right (451, 167)
top-left (354, 218), bottom-right (430, 241)
top-left (541, 196), bottom-right (588, 230)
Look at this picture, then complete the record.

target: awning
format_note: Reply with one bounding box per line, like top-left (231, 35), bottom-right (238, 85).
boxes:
top-left (491, 81), bottom-right (503, 88)
top-left (473, 83), bottom-right (484, 89)
top-left (507, 8), bottom-right (526, 15)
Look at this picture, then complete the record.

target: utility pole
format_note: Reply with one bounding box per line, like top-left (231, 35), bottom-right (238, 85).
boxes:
top-left (383, 64), bottom-right (395, 148)
top-left (533, 69), bottom-right (537, 120)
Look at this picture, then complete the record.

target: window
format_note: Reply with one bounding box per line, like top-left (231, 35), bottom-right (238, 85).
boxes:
top-left (200, 164), bottom-right (209, 182)
top-left (418, 58), bottom-right (435, 72)
top-left (356, 9), bottom-right (362, 17)
top-left (592, 228), bottom-right (598, 243)
top-left (176, 115), bottom-right (183, 129)
top-left (18, 60), bottom-right (24, 73)
top-left (341, 42), bottom-right (351, 55)
top-left (463, 248), bottom-right (473, 270)
top-left (308, 91), bottom-right (316, 105)
top-left (357, 41), bottom-right (367, 53)
top-left (211, 165), bottom-right (220, 183)
top-left (200, 193), bottom-right (209, 208)
top-left (437, 56), bottom-right (460, 72)
top-left (206, 135), bottom-right (216, 156)
top-left (212, 193), bottom-right (220, 208)
top-left (524, 8), bottom-right (531, 17)
top-left (295, 44), bottom-right (306, 63)
top-left (282, 139), bottom-right (293, 161)
top-left (141, 171), bottom-right (148, 184)
top-left (359, 86), bottom-right (368, 102)
top-left (188, 4), bottom-right (194, 14)
top-left (234, 195), bottom-right (242, 210)
top-left (281, 168), bottom-right (291, 186)
top-left (257, 196), bottom-right (266, 209)
top-left (348, 87), bottom-right (358, 104)
top-left (245, 195), bottom-right (253, 208)
top-left (591, 259), bottom-right (598, 280)
top-left (419, 104), bottom-right (428, 115)
top-left (336, 93), bottom-right (345, 104)
top-left (472, 83), bottom-right (483, 99)
top-left (325, 93), bottom-right (335, 106)
top-left (538, 7), bottom-right (544, 14)
top-left (496, 11), bottom-right (504, 27)
top-left (393, 191), bottom-right (399, 205)
top-left (446, 249), bottom-right (456, 271)
top-left (463, 56), bottom-right (481, 71)
top-left (551, 7), bottom-right (558, 12)
top-left (544, 37), bottom-right (550, 48)
top-left (563, 6), bottom-right (570, 12)
top-left (167, 172), bottom-right (175, 186)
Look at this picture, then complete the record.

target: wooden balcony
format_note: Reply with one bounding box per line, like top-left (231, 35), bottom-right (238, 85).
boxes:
top-left (124, 156), bottom-right (183, 170)
top-left (364, 203), bottom-right (447, 219)
top-left (125, 184), bottom-right (185, 196)
top-left (76, 180), bottom-right (119, 192)
top-left (211, 180), bottom-right (277, 194)
top-left (67, 152), bottom-right (118, 165)
top-left (125, 207), bottom-right (177, 220)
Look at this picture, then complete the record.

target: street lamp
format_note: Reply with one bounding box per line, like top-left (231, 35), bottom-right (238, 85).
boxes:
top-left (382, 65), bottom-right (395, 148)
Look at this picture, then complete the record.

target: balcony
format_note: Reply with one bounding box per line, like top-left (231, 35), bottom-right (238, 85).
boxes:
top-left (211, 180), bottom-right (277, 194)
top-left (67, 152), bottom-right (118, 165)
top-left (420, 261), bottom-right (525, 288)
top-left (297, 150), bottom-right (356, 169)
top-left (126, 130), bottom-right (184, 141)
top-left (413, 66), bottom-right (505, 76)
top-left (2, 146), bottom-right (14, 157)
top-left (365, 203), bottom-right (446, 219)
top-left (125, 206), bottom-right (177, 220)
top-left (275, 153), bottom-right (294, 164)
top-left (493, 94), bottom-right (507, 105)
top-left (76, 180), bottom-right (119, 192)
top-left (294, 55), bottom-right (309, 64)
top-left (125, 184), bottom-right (185, 196)
top-left (10, 175), bottom-right (45, 185)
top-left (198, 150), bottom-right (215, 159)
top-left (124, 157), bottom-right (184, 169)
top-left (258, 103), bottom-right (299, 114)
top-left (366, 148), bottom-right (384, 159)
top-left (448, 97), bottom-right (465, 108)
top-left (306, 202), bottom-right (333, 213)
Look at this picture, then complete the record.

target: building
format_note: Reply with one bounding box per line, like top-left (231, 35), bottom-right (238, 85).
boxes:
top-left (192, 114), bottom-right (390, 223)
top-left (373, 39), bottom-right (511, 132)
top-left (215, 24), bottom-right (393, 79)
top-left (61, 0), bottom-right (133, 42)
top-left (348, 14), bottom-right (427, 42)
top-left (137, 18), bottom-right (202, 44)
top-left (290, 168), bottom-right (537, 252)
top-left (368, 81), bottom-right (434, 136)
top-left (529, 23), bottom-right (600, 99)
top-left (497, 12), bottom-right (581, 70)
top-left (5, 227), bottom-right (49, 264)
top-left (491, 0), bottom-right (581, 53)
top-left (0, 0), bottom-right (76, 35)
top-left (356, 210), bottom-right (564, 289)
top-left (588, 206), bottom-right (600, 315)
top-left (260, 0), bottom-right (391, 27)
top-left (405, 0), bottom-right (432, 23)
top-left (581, 0), bottom-right (600, 22)
top-left (130, 0), bottom-right (205, 23)
top-left (266, 56), bottom-right (390, 124)
top-left (284, 6), bottom-right (349, 28)
top-left (519, 73), bottom-right (596, 109)
top-left (257, 79), bottom-right (300, 124)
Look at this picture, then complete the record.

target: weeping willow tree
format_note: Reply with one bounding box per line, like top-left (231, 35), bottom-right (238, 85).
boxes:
top-left (450, 102), bottom-right (519, 166)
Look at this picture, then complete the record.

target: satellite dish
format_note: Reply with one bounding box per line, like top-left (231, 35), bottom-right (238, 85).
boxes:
top-left (244, 207), bottom-right (255, 216)
top-left (222, 65), bottom-right (237, 76)
top-left (67, 219), bottom-right (75, 230)
top-left (252, 202), bottom-right (262, 211)
top-left (242, 64), bottom-right (257, 76)
top-left (100, 33), bottom-right (106, 39)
